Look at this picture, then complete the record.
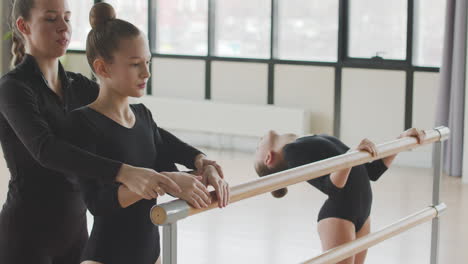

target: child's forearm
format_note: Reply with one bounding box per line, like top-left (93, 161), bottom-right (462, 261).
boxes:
top-left (118, 185), bottom-right (143, 208)
top-left (330, 167), bottom-right (352, 188)
top-left (382, 154), bottom-right (397, 168)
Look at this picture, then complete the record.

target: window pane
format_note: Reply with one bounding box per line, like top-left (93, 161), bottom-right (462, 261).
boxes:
top-left (68, 0), bottom-right (94, 50)
top-left (104, 0), bottom-right (148, 36)
top-left (413, 0), bottom-right (446, 67)
top-left (215, 0), bottom-right (271, 58)
top-left (349, 0), bottom-right (407, 60)
top-left (156, 0), bottom-right (208, 55)
top-left (278, 0), bottom-right (338, 61)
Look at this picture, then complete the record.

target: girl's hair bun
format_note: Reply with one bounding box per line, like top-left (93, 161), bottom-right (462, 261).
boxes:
top-left (89, 2), bottom-right (116, 29)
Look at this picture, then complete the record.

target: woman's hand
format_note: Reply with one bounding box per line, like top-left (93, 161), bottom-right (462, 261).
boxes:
top-left (116, 164), bottom-right (182, 200)
top-left (194, 154), bottom-right (224, 179)
top-left (203, 165), bottom-right (230, 208)
top-left (162, 171), bottom-right (212, 209)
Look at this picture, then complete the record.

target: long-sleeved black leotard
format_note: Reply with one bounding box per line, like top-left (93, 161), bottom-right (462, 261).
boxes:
top-left (68, 104), bottom-right (202, 264)
top-left (283, 134), bottom-right (388, 232)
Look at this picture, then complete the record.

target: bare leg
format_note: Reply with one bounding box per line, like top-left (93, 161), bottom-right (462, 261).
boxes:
top-left (317, 217), bottom-right (356, 264)
top-left (354, 217), bottom-right (371, 264)
top-left (155, 256), bottom-right (161, 264)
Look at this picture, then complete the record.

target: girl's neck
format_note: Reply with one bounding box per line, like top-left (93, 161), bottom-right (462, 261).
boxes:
top-left (89, 83), bottom-right (135, 128)
top-left (90, 83), bottom-right (131, 120)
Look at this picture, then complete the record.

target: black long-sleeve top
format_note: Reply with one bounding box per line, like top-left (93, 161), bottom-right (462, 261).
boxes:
top-left (67, 104), bottom-right (202, 264)
top-left (0, 54), bottom-right (122, 211)
top-left (283, 134), bottom-right (388, 197)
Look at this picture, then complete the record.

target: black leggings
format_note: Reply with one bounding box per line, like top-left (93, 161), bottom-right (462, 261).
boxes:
top-left (0, 205), bottom-right (88, 264)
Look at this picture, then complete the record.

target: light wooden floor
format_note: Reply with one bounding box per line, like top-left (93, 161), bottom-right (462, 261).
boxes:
top-left (1, 149), bottom-right (467, 264)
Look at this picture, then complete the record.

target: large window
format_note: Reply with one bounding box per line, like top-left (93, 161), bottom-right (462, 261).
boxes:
top-left (156, 0), bottom-right (208, 55)
top-left (349, 0), bottom-right (408, 60)
top-left (278, 0), bottom-right (339, 62)
top-left (68, 0), bottom-right (94, 50)
top-left (104, 0), bottom-right (148, 36)
top-left (69, 0), bottom-right (445, 68)
top-left (215, 0), bottom-right (271, 58)
top-left (413, 0), bottom-right (446, 67)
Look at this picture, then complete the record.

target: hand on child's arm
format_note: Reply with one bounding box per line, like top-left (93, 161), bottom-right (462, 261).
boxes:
top-left (194, 154), bottom-right (224, 179)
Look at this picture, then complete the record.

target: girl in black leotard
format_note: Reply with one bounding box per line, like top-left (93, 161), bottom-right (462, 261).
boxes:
top-left (0, 0), bottom-right (189, 263)
top-left (70, 3), bottom-right (229, 264)
top-left (254, 129), bottom-right (424, 264)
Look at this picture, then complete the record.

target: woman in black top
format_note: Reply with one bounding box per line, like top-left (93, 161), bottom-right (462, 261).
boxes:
top-left (254, 129), bottom-right (424, 264)
top-left (71, 3), bottom-right (229, 264)
top-left (0, 0), bottom-right (220, 263)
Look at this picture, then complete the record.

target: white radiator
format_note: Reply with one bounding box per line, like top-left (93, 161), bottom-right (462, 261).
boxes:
top-left (137, 96), bottom-right (311, 151)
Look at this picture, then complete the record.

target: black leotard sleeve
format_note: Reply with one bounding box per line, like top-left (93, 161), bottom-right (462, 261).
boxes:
top-left (146, 106), bottom-right (203, 170)
top-left (322, 135), bottom-right (388, 181)
top-left (0, 78), bottom-right (122, 183)
top-left (283, 142), bottom-right (343, 196)
top-left (364, 159), bottom-right (388, 181)
top-left (156, 128), bottom-right (202, 169)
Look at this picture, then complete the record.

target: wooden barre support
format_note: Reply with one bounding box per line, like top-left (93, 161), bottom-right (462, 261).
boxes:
top-left (301, 203), bottom-right (447, 264)
top-left (150, 127), bottom-right (450, 225)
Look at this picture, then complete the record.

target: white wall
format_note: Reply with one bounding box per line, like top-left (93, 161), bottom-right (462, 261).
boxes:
top-left (211, 61), bottom-right (268, 105)
top-left (61, 53), bottom-right (92, 78)
top-left (410, 72), bottom-right (440, 167)
top-left (152, 58), bottom-right (205, 100)
top-left (274, 64), bottom-right (335, 135)
top-left (341, 68), bottom-right (406, 146)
